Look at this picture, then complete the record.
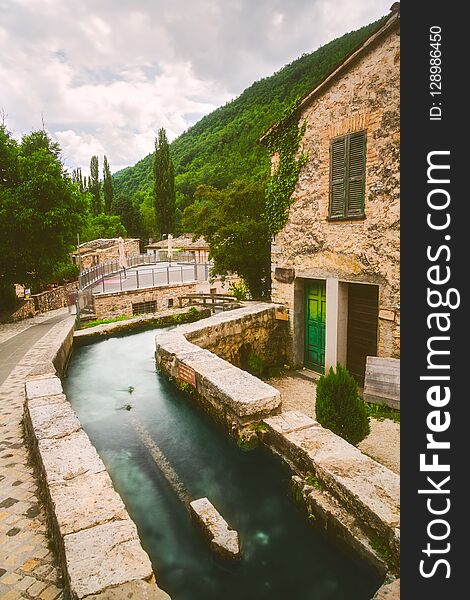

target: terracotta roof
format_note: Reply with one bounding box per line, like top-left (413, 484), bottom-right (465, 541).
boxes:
top-left (259, 6), bottom-right (400, 145)
top-left (146, 234), bottom-right (208, 250)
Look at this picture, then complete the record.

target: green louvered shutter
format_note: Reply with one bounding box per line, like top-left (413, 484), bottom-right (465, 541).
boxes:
top-left (329, 136), bottom-right (346, 218)
top-left (346, 131), bottom-right (366, 217)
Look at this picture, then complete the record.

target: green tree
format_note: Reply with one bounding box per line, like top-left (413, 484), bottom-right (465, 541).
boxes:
top-left (80, 214), bottom-right (127, 242)
top-left (0, 127), bottom-right (87, 294)
top-left (89, 155), bottom-right (101, 215)
top-left (182, 180), bottom-right (271, 299)
top-left (111, 195), bottom-right (143, 238)
top-left (153, 128), bottom-right (175, 236)
top-left (103, 155), bottom-right (113, 213)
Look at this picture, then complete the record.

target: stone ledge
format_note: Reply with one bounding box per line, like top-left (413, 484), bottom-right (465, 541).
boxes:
top-left (372, 578), bottom-right (400, 599)
top-left (263, 411), bottom-right (400, 565)
top-left (23, 315), bottom-right (170, 599)
top-left (155, 303), bottom-right (283, 427)
top-left (189, 497), bottom-right (240, 560)
top-left (64, 519), bottom-right (154, 598)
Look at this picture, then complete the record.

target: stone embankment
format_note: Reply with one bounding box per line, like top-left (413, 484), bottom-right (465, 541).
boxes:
top-left (155, 303), bottom-right (400, 590)
top-left (22, 318), bottom-right (170, 599)
top-left (155, 304), bottom-right (285, 432)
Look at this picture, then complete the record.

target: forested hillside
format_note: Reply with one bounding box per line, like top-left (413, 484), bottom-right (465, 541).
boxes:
top-left (112, 16), bottom-right (385, 213)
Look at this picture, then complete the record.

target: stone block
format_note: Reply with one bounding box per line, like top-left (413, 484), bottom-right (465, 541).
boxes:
top-left (38, 431), bottom-right (105, 485)
top-left (85, 579), bottom-right (171, 599)
top-left (49, 471), bottom-right (128, 535)
top-left (190, 497), bottom-right (240, 560)
top-left (274, 267), bottom-right (295, 283)
top-left (264, 411), bottom-right (317, 435)
top-left (201, 367), bottom-right (281, 418)
top-left (27, 393), bottom-right (67, 409)
top-left (25, 376), bottom-right (63, 400)
top-left (64, 520), bottom-right (154, 598)
top-left (28, 402), bottom-right (81, 441)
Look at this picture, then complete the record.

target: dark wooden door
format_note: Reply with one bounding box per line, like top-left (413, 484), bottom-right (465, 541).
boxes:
top-left (347, 283), bottom-right (379, 386)
top-left (304, 280), bottom-right (326, 373)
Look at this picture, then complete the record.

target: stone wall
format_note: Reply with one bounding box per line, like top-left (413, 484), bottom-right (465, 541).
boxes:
top-left (155, 304), bottom-right (285, 433)
top-left (33, 282), bottom-right (77, 314)
top-left (271, 23), bottom-right (400, 362)
top-left (92, 282), bottom-right (199, 319)
top-left (185, 302), bottom-right (289, 369)
top-left (22, 317), bottom-right (170, 599)
top-left (77, 239), bottom-right (140, 270)
top-left (8, 298), bottom-right (36, 321)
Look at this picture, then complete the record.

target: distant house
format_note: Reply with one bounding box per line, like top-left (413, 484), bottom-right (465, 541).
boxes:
top-left (260, 7), bottom-right (400, 385)
top-left (146, 234), bottom-right (209, 263)
top-left (71, 238), bottom-right (140, 271)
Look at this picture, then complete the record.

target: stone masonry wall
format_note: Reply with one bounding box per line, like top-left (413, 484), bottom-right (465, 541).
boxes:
top-left (271, 25), bottom-right (400, 360)
top-left (22, 317), bottom-right (170, 599)
top-left (93, 282), bottom-right (199, 319)
top-left (185, 303), bottom-right (289, 369)
top-left (79, 239), bottom-right (140, 270)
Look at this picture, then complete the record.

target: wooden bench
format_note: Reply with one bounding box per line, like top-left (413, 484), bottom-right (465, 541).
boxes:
top-left (363, 356), bottom-right (400, 410)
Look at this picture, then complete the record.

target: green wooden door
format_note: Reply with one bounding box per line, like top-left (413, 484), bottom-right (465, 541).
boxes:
top-left (304, 280), bottom-right (326, 373)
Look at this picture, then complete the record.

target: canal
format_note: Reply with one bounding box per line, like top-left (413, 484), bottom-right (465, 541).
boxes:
top-left (64, 328), bottom-right (382, 600)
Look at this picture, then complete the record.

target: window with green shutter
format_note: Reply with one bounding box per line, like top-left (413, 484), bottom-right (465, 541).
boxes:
top-left (329, 130), bottom-right (366, 220)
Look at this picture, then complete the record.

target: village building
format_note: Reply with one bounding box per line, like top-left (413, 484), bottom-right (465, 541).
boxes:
top-left (71, 238), bottom-right (140, 271)
top-left (262, 8), bottom-right (400, 385)
top-left (146, 234), bottom-right (210, 263)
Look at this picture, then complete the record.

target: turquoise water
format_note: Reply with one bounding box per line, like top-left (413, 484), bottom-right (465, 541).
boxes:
top-left (64, 329), bottom-right (382, 600)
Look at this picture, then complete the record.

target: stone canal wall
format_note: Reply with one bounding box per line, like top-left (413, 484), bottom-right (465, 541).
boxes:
top-left (155, 304), bottom-right (286, 431)
top-left (22, 317), bottom-right (170, 599)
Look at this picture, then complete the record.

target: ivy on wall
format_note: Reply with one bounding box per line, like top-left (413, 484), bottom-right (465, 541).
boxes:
top-left (264, 98), bottom-right (307, 236)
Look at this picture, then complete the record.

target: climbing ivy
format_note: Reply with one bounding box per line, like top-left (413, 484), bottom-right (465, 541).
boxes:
top-left (264, 98), bottom-right (307, 235)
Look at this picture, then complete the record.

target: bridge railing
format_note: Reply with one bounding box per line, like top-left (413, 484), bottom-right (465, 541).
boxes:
top-left (78, 252), bottom-right (197, 290)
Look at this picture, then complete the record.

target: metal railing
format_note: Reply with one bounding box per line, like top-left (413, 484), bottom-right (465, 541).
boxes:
top-left (79, 251), bottom-right (199, 290)
top-left (92, 262), bottom-right (211, 295)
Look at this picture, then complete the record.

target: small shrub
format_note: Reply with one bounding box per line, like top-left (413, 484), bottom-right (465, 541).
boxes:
top-left (315, 364), bottom-right (370, 445)
top-left (229, 279), bottom-right (250, 301)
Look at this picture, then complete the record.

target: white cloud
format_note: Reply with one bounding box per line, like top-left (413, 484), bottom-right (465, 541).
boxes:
top-left (0, 0), bottom-right (392, 176)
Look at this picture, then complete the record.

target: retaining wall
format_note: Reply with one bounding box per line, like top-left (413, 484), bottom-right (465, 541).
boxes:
top-left (93, 282), bottom-right (199, 319)
top-left (155, 303), bottom-right (286, 432)
top-left (22, 317), bottom-right (170, 599)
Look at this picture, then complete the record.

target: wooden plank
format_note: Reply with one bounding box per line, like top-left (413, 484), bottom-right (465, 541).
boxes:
top-left (363, 356), bottom-right (400, 410)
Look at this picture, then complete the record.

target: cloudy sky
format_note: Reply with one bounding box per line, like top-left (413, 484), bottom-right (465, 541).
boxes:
top-left (0, 0), bottom-right (391, 175)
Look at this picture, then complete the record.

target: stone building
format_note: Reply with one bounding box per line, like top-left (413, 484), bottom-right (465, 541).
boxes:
top-left (261, 8), bottom-right (400, 384)
top-left (71, 238), bottom-right (140, 271)
top-left (146, 234), bottom-right (209, 263)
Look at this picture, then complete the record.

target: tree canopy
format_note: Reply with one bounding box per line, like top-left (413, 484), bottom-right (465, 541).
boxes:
top-left (182, 180), bottom-right (271, 299)
top-left (153, 128), bottom-right (176, 236)
top-left (0, 126), bottom-right (87, 297)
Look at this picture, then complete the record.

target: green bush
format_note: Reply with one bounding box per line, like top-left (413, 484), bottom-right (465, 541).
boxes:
top-left (229, 279), bottom-right (251, 301)
top-left (315, 364), bottom-right (370, 445)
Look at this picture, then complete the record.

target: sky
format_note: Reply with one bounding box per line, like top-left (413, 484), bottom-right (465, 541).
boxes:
top-left (0, 0), bottom-right (392, 176)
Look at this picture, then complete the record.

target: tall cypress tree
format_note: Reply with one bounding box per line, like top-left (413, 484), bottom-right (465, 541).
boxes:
top-left (89, 155), bottom-right (101, 215)
top-left (103, 155), bottom-right (113, 214)
top-left (153, 128), bottom-right (175, 236)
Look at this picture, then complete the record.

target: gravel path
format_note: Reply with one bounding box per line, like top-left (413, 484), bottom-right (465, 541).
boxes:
top-left (269, 371), bottom-right (400, 475)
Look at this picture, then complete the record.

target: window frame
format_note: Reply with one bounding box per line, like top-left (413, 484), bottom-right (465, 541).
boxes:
top-left (328, 130), bottom-right (367, 221)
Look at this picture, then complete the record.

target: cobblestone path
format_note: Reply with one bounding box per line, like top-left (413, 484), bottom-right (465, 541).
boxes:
top-left (0, 310), bottom-right (70, 600)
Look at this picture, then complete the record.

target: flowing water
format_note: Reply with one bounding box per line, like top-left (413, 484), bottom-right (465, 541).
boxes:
top-left (64, 329), bottom-right (382, 600)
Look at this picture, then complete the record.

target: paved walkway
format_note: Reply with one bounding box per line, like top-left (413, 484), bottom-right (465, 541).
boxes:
top-left (0, 309), bottom-right (70, 600)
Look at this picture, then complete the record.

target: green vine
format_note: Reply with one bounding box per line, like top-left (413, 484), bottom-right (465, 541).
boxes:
top-left (264, 98), bottom-right (307, 235)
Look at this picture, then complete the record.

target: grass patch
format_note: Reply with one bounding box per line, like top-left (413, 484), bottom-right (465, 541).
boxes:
top-left (365, 402), bottom-right (400, 423)
top-left (304, 474), bottom-right (323, 490)
top-left (79, 315), bottom-right (133, 329)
